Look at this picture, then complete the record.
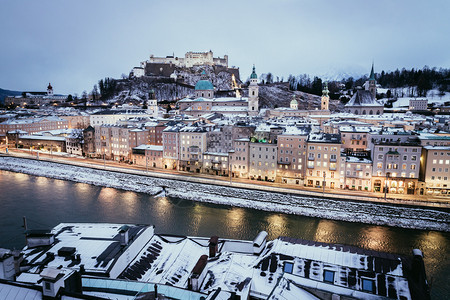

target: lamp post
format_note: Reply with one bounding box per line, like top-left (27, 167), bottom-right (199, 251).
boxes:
top-left (384, 173), bottom-right (389, 201)
top-left (323, 171), bottom-right (326, 195)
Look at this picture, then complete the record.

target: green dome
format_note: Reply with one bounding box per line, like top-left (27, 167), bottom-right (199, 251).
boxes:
top-left (195, 79), bottom-right (214, 90)
top-left (250, 65), bottom-right (257, 79)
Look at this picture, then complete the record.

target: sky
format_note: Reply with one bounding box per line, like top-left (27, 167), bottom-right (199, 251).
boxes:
top-left (0, 0), bottom-right (449, 95)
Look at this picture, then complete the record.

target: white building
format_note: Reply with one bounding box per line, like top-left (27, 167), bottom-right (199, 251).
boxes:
top-left (409, 99), bottom-right (428, 111)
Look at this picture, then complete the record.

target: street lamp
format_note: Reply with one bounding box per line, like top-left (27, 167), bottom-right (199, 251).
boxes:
top-left (384, 173), bottom-right (389, 201)
top-left (323, 171), bottom-right (326, 195)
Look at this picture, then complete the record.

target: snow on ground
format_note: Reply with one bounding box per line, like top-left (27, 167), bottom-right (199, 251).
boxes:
top-left (390, 88), bottom-right (450, 108)
top-left (0, 156), bottom-right (448, 232)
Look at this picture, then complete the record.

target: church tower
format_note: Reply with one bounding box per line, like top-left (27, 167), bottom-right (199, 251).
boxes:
top-left (321, 82), bottom-right (329, 110)
top-left (248, 65), bottom-right (259, 116)
top-left (147, 89), bottom-right (158, 118)
top-left (368, 63), bottom-right (377, 99)
top-left (47, 83), bottom-right (53, 96)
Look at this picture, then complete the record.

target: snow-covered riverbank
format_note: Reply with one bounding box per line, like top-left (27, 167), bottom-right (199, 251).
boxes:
top-left (0, 156), bottom-right (448, 232)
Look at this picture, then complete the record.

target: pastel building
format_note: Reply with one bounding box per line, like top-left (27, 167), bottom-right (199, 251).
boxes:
top-left (276, 126), bottom-right (310, 185)
top-left (249, 142), bottom-right (278, 181)
top-left (419, 146), bottom-right (450, 196)
top-left (305, 133), bottom-right (342, 189)
top-left (371, 139), bottom-right (421, 195)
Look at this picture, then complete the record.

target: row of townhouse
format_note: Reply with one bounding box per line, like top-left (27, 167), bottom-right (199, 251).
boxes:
top-left (127, 121), bottom-right (450, 196)
top-left (40, 114), bottom-right (446, 197)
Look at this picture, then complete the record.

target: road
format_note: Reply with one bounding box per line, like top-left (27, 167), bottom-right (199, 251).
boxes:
top-left (2, 147), bottom-right (449, 209)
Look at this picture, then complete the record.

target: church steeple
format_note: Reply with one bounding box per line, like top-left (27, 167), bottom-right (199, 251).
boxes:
top-left (321, 82), bottom-right (329, 110)
top-left (369, 62), bottom-right (375, 81)
top-left (368, 63), bottom-right (377, 99)
top-left (248, 65), bottom-right (259, 116)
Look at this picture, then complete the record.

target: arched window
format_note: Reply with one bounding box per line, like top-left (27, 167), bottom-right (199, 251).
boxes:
top-left (354, 110), bottom-right (359, 115)
top-left (252, 91), bottom-right (255, 96)
top-left (376, 110), bottom-right (380, 115)
top-left (362, 110), bottom-right (366, 114)
top-left (369, 110), bottom-right (373, 114)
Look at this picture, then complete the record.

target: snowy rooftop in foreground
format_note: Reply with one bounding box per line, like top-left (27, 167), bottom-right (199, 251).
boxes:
top-left (22, 223), bottom-right (154, 277)
top-left (5, 220), bottom-right (430, 300)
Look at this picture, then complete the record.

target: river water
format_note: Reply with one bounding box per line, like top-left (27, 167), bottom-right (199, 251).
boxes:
top-left (0, 170), bottom-right (448, 298)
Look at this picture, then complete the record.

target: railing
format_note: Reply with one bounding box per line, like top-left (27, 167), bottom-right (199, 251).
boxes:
top-left (308, 156), bottom-right (315, 161)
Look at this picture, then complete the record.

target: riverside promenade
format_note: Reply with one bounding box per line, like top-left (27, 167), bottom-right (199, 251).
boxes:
top-left (2, 148), bottom-right (449, 210)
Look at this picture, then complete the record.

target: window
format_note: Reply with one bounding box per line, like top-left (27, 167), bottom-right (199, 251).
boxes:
top-left (362, 279), bottom-right (375, 293)
top-left (411, 155), bottom-right (417, 161)
top-left (283, 262), bottom-right (293, 274)
top-left (323, 270), bottom-right (335, 283)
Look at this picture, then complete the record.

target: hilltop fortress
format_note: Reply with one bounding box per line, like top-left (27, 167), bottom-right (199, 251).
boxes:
top-left (132, 50), bottom-right (237, 80)
top-left (145, 50), bottom-right (228, 68)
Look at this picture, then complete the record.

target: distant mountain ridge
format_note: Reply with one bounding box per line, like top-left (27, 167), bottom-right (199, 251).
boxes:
top-left (0, 88), bottom-right (22, 104)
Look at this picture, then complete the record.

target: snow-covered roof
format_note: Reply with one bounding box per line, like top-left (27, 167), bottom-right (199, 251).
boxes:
top-left (18, 135), bottom-right (66, 141)
top-left (345, 90), bottom-right (383, 107)
top-left (22, 223), bottom-right (153, 276)
top-left (211, 106), bottom-right (248, 112)
top-left (281, 126), bottom-right (310, 136)
top-left (345, 156), bottom-right (372, 164)
top-left (133, 144), bottom-right (164, 151)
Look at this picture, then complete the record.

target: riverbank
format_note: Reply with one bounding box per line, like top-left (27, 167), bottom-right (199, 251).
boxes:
top-left (1, 155), bottom-right (448, 232)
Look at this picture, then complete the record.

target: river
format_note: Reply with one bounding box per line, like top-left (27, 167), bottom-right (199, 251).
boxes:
top-left (0, 170), bottom-right (448, 298)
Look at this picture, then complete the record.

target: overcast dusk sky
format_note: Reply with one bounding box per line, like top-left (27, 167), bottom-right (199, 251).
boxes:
top-left (1, 0), bottom-right (449, 95)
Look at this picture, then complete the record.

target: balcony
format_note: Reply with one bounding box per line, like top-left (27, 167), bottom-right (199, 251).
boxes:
top-left (329, 157), bottom-right (337, 162)
top-left (329, 166), bottom-right (337, 171)
top-left (307, 165), bottom-right (314, 169)
top-left (308, 156), bottom-right (315, 161)
top-left (278, 161), bottom-right (291, 165)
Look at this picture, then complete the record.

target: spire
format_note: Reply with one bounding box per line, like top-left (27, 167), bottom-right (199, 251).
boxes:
top-left (369, 62), bottom-right (375, 81)
top-left (250, 65), bottom-right (257, 79)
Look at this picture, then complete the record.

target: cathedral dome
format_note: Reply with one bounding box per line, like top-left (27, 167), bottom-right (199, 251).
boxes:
top-left (195, 79), bottom-right (214, 91)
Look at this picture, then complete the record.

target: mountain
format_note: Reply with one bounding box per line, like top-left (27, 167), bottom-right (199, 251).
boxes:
top-left (0, 88), bottom-right (22, 104)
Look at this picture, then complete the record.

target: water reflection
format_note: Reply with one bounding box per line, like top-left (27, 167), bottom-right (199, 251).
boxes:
top-left (357, 226), bottom-right (391, 252)
top-left (314, 219), bottom-right (339, 244)
top-left (122, 192), bottom-right (138, 217)
top-left (226, 207), bottom-right (246, 237)
top-left (155, 197), bottom-right (173, 218)
top-left (265, 214), bottom-right (287, 239)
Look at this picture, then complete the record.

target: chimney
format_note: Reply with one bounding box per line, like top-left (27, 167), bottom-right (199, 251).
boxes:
top-left (119, 225), bottom-right (130, 246)
top-left (208, 236), bottom-right (219, 258)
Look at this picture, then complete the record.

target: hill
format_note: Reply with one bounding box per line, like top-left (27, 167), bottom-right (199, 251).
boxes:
top-left (259, 82), bottom-right (343, 111)
top-left (0, 88), bottom-right (21, 104)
